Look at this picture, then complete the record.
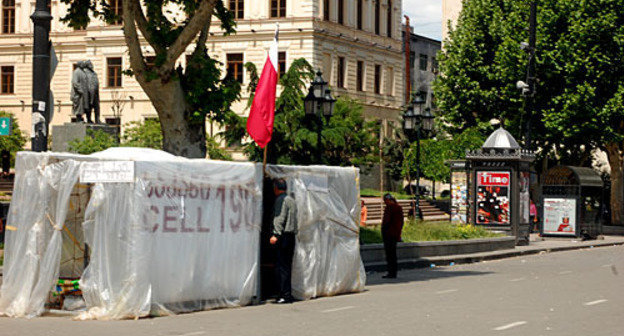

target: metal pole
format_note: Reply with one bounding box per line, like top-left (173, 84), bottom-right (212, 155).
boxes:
top-left (317, 113), bottom-right (322, 164)
top-left (30, 0), bottom-right (52, 152)
top-left (524, 0), bottom-right (537, 150)
top-left (415, 125), bottom-right (421, 220)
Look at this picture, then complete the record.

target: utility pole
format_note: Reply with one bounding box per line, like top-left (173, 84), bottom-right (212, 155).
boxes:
top-left (30, 0), bottom-right (52, 152)
top-left (524, 0), bottom-right (537, 149)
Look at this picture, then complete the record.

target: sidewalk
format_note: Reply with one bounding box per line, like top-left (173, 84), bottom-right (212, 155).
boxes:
top-left (364, 234), bottom-right (624, 272)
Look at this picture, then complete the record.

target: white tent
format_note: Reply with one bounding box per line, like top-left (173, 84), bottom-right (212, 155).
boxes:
top-left (0, 148), bottom-right (365, 319)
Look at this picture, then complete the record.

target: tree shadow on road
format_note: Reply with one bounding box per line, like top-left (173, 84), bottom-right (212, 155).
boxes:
top-left (365, 267), bottom-right (493, 286)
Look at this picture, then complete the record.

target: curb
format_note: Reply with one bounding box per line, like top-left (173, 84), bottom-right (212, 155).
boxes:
top-left (363, 239), bottom-right (624, 272)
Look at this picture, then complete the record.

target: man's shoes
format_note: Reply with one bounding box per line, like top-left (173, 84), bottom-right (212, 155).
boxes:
top-left (382, 274), bottom-right (397, 279)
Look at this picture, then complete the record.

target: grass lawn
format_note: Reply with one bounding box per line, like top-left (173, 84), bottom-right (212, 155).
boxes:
top-left (360, 220), bottom-right (504, 244)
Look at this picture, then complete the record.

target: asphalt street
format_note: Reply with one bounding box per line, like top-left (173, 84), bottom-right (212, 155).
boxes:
top-left (0, 245), bottom-right (621, 336)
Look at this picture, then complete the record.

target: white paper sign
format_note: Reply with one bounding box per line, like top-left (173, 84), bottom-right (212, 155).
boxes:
top-left (304, 174), bottom-right (329, 193)
top-left (543, 198), bottom-right (577, 235)
top-left (80, 161), bottom-right (134, 183)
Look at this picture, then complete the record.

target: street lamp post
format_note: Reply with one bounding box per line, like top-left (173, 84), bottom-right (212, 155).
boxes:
top-left (31, 0), bottom-right (52, 152)
top-left (304, 70), bottom-right (336, 164)
top-left (403, 94), bottom-right (434, 219)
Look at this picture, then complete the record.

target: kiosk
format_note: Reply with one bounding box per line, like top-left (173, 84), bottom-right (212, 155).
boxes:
top-left (541, 166), bottom-right (603, 238)
top-left (465, 127), bottom-right (535, 245)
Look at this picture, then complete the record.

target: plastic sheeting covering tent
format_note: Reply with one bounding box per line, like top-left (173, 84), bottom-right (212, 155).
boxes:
top-left (0, 148), bottom-right (365, 319)
top-left (265, 165), bottom-right (365, 300)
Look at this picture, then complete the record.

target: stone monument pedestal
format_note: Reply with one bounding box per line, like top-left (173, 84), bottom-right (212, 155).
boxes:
top-left (52, 123), bottom-right (119, 152)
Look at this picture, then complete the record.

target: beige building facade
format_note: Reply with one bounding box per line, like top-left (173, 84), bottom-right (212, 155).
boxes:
top-left (442, 0), bottom-right (462, 42)
top-left (0, 0), bottom-right (404, 147)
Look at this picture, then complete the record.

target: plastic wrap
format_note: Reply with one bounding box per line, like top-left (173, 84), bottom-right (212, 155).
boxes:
top-left (0, 148), bottom-right (363, 320)
top-left (0, 149), bottom-right (262, 320)
top-left (265, 164), bottom-right (365, 300)
top-left (0, 153), bottom-right (81, 317)
top-left (79, 160), bottom-right (263, 319)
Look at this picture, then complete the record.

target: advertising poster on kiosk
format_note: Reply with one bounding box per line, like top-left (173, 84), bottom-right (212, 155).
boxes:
top-left (451, 171), bottom-right (468, 223)
top-left (476, 171), bottom-right (510, 224)
top-left (543, 198), bottom-right (577, 235)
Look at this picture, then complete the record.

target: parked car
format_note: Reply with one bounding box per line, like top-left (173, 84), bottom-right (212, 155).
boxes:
top-left (403, 184), bottom-right (430, 196)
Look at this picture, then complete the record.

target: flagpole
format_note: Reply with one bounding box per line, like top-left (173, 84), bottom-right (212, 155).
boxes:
top-left (262, 146), bottom-right (268, 176)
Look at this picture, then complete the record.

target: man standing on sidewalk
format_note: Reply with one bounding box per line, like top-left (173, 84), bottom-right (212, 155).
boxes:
top-left (382, 193), bottom-right (404, 279)
top-left (270, 179), bottom-right (298, 303)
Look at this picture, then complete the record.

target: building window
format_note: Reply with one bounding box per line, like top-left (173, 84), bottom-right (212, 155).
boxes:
top-left (229, 0), bottom-right (244, 19)
top-left (374, 0), bottom-right (380, 35)
top-left (323, 0), bottom-right (330, 21)
top-left (145, 56), bottom-right (156, 70)
top-left (270, 0), bottom-right (286, 18)
top-left (109, 0), bottom-right (123, 25)
top-left (410, 51), bottom-right (416, 70)
top-left (419, 54), bottom-right (428, 71)
top-left (1, 66), bottom-right (13, 94)
top-left (386, 0), bottom-right (392, 37)
top-left (356, 0), bottom-right (363, 30)
top-left (323, 53), bottom-right (332, 84)
top-left (107, 58), bottom-right (122, 87)
top-left (336, 57), bottom-right (345, 88)
top-left (356, 61), bottom-right (364, 91)
top-left (337, 0), bottom-right (344, 24)
top-left (226, 53), bottom-right (244, 83)
top-left (278, 51), bottom-right (286, 78)
top-left (374, 64), bottom-right (381, 94)
top-left (386, 67), bottom-right (394, 96)
top-left (2, 0), bottom-right (15, 34)
top-left (432, 56), bottom-right (438, 73)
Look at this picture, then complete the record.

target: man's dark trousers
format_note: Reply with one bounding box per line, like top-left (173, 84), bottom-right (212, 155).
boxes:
top-left (276, 232), bottom-right (296, 300)
top-left (383, 238), bottom-right (398, 277)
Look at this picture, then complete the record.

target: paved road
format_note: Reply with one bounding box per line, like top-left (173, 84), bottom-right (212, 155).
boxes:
top-left (0, 245), bottom-right (622, 336)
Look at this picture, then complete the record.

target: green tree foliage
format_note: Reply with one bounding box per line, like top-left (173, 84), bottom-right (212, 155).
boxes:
top-left (122, 119), bottom-right (163, 149)
top-left (68, 118), bottom-right (232, 159)
top-left (235, 58), bottom-right (379, 166)
top-left (68, 130), bottom-right (118, 155)
top-left (60, 0), bottom-right (239, 158)
top-left (206, 136), bottom-right (232, 160)
top-left (402, 127), bottom-right (484, 183)
top-left (0, 111), bottom-right (27, 166)
top-left (437, 0), bottom-right (624, 225)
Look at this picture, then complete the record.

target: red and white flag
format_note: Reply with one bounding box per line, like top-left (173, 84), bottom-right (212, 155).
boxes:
top-left (246, 25), bottom-right (279, 148)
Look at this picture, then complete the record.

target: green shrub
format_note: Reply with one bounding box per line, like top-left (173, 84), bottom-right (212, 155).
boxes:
top-left (68, 130), bottom-right (118, 154)
top-left (360, 220), bottom-right (503, 244)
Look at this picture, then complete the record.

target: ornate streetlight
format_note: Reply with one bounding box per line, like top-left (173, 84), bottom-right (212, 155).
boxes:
top-left (403, 94), bottom-right (434, 219)
top-left (303, 70), bottom-right (336, 163)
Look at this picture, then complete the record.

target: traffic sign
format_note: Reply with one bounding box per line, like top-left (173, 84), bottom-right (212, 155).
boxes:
top-left (0, 117), bottom-right (11, 136)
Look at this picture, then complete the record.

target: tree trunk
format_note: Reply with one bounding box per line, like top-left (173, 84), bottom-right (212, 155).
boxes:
top-left (142, 80), bottom-right (206, 158)
top-left (606, 142), bottom-right (623, 226)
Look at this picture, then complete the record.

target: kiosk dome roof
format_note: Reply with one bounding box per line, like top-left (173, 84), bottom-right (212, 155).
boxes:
top-left (482, 127), bottom-right (520, 150)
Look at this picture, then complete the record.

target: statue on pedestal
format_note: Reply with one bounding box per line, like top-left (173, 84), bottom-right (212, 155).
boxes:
top-left (70, 61), bottom-right (88, 122)
top-left (70, 60), bottom-right (101, 123)
top-left (84, 60), bottom-right (101, 124)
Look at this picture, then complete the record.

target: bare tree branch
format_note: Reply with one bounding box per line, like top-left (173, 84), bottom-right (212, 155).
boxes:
top-left (133, 1), bottom-right (165, 54)
top-left (192, 20), bottom-right (211, 58)
top-left (161, 0), bottom-right (217, 73)
top-left (122, 0), bottom-right (146, 78)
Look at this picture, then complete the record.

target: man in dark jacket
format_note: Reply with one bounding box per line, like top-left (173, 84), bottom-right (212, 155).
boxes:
top-left (270, 178), bottom-right (298, 303)
top-left (381, 193), bottom-right (404, 278)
